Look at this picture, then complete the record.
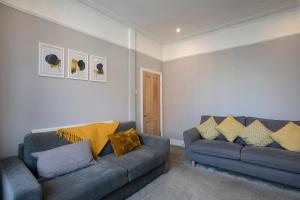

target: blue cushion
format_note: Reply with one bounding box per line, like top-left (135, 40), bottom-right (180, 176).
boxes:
top-left (234, 136), bottom-right (247, 146)
top-left (102, 145), bottom-right (165, 182)
top-left (214, 134), bottom-right (227, 141)
top-left (41, 160), bottom-right (128, 200)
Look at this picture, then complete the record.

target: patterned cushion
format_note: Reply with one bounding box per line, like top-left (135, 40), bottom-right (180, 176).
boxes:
top-left (271, 122), bottom-right (300, 152)
top-left (109, 129), bottom-right (142, 157)
top-left (196, 117), bottom-right (220, 140)
top-left (216, 115), bottom-right (245, 142)
top-left (239, 120), bottom-right (273, 147)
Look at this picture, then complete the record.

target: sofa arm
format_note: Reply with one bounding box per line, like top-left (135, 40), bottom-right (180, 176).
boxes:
top-left (0, 157), bottom-right (42, 200)
top-left (138, 133), bottom-right (170, 153)
top-left (183, 127), bottom-right (201, 148)
top-left (183, 128), bottom-right (200, 161)
top-left (138, 133), bottom-right (170, 172)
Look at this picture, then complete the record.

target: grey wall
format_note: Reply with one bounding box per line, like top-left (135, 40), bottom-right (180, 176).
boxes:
top-left (2, 2), bottom-right (300, 157)
top-left (0, 4), bottom-right (130, 157)
top-left (129, 49), bottom-right (136, 121)
top-left (163, 34), bottom-right (300, 141)
top-left (135, 52), bottom-right (163, 132)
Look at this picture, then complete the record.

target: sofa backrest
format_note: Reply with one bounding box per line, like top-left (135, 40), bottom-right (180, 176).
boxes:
top-left (99, 121), bottom-right (136, 157)
top-left (20, 121), bottom-right (136, 176)
top-left (200, 115), bottom-right (300, 131)
top-left (201, 115), bottom-right (246, 125)
top-left (200, 115), bottom-right (300, 148)
top-left (246, 117), bottom-right (300, 132)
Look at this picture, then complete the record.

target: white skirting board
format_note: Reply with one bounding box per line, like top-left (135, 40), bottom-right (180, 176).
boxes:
top-left (170, 139), bottom-right (185, 147)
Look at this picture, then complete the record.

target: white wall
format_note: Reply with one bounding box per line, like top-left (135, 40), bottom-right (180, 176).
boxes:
top-left (163, 6), bottom-right (300, 61)
top-left (0, 0), bottom-right (164, 60)
top-left (3, 0), bottom-right (299, 62)
top-left (136, 32), bottom-right (163, 60)
top-left (0, 0), bottom-right (130, 48)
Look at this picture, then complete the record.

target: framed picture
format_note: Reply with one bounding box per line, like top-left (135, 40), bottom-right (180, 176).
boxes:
top-left (39, 43), bottom-right (64, 78)
top-left (67, 49), bottom-right (89, 80)
top-left (89, 55), bottom-right (107, 82)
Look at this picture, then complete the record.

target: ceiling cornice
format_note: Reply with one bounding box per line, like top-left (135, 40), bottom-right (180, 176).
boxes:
top-left (78, 0), bottom-right (300, 45)
top-left (164, 3), bottom-right (300, 44)
top-left (78, 0), bottom-right (160, 43)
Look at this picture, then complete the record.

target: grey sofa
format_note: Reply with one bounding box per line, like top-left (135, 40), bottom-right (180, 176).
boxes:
top-left (183, 116), bottom-right (300, 188)
top-left (0, 122), bottom-right (170, 200)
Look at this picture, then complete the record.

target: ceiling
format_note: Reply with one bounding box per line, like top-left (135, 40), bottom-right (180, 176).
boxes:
top-left (79, 0), bottom-right (300, 44)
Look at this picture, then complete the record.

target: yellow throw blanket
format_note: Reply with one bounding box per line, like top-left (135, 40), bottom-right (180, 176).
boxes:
top-left (56, 121), bottom-right (120, 158)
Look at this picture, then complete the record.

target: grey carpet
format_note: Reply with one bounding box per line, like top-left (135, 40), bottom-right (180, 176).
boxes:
top-left (128, 146), bottom-right (300, 200)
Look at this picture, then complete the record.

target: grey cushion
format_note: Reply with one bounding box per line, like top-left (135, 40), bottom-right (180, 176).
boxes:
top-left (41, 160), bottom-right (128, 200)
top-left (31, 140), bottom-right (95, 179)
top-left (245, 117), bottom-right (300, 132)
top-left (241, 146), bottom-right (300, 174)
top-left (190, 140), bottom-right (242, 160)
top-left (102, 145), bottom-right (165, 182)
top-left (201, 115), bottom-right (246, 125)
top-left (24, 131), bottom-right (69, 175)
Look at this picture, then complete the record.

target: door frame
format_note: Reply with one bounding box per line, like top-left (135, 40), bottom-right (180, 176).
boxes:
top-left (140, 68), bottom-right (163, 136)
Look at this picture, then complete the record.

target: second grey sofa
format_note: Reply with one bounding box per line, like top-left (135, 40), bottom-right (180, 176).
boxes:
top-left (0, 122), bottom-right (170, 200)
top-left (183, 116), bottom-right (300, 188)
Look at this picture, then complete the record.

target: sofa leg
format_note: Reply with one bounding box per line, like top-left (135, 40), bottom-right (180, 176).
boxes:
top-left (192, 160), bottom-right (196, 167)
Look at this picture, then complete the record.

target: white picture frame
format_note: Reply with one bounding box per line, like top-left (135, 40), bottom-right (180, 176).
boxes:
top-left (67, 49), bottom-right (89, 80)
top-left (89, 55), bottom-right (107, 82)
top-left (39, 43), bottom-right (64, 78)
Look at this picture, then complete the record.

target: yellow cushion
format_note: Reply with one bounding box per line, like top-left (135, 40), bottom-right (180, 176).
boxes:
top-left (239, 120), bottom-right (273, 147)
top-left (196, 117), bottom-right (220, 140)
top-left (216, 115), bottom-right (245, 142)
top-left (271, 122), bottom-right (300, 152)
top-left (109, 128), bottom-right (142, 157)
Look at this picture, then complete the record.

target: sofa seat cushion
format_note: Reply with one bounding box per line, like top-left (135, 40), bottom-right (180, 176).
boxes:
top-left (41, 160), bottom-right (128, 200)
top-left (190, 140), bottom-right (242, 160)
top-left (241, 146), bottom-right (300, 174)
top-left (102, 145), bottom-right (166, 182)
